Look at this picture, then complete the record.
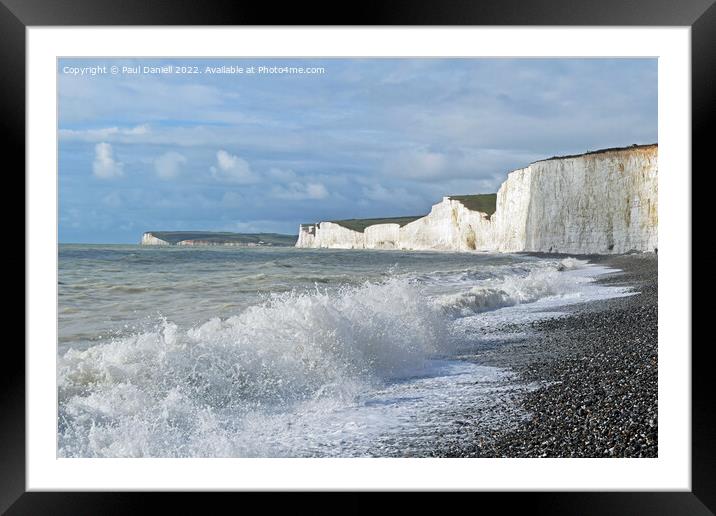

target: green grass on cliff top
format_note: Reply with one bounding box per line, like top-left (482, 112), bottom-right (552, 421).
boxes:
top-left (447, 194), bottom-right (497, 216)
top-left (328, 216), bottom-right (424, 233)
top-left (326, 193), bottom-right (497, 232)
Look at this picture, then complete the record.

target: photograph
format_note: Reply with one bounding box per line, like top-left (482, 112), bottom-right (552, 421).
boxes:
top-left (56, 56), bottom-right (659, 459)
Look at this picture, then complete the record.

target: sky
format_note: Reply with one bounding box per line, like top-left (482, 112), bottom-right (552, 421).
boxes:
top-left (58, 58), bottom-right (657, 243)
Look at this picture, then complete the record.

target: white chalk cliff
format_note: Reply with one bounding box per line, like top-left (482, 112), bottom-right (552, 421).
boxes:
top-left (141, 232), bottom-right (171, 245)
top-left (296, 145), bottom-right (658, 254)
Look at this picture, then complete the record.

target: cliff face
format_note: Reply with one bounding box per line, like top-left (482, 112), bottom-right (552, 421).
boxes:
top-left (364, 223), bottom-right (401, 249)
top-left (296, 225), bottom-right (317, 247)
top-left (395, 198), bottom-right (492, 251)
top-left (518, 147), bottom-right (658, 253)
top-left (296, 145), bottom-right (658, 255)
top-left (307, 222), bottom-right (366, 249)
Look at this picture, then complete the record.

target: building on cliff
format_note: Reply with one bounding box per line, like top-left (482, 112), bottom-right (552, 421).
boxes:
top-left (296, 144), bottom-right (658, 255)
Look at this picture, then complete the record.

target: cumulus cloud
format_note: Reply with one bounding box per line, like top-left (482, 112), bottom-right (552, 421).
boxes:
top-left (92, 142), bottom-right (124, 179)
top-left (271, 181), bottom-right (329, 200)
top-left (265, 167), bottom-right (329, 200)
top-left (154, 151), bottom-right (187, 180)
top-left (210, 150), bottom-right (259, 184)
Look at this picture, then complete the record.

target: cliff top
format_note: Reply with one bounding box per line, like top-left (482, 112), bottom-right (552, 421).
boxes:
top-left (144, 231), bottom-right (297, 246)
top-left (534, 143), bottom-right (657, 164)
top-left (448, 194), bottom-right (497, 216)
top-left (329, 216), bottom-right (424, 233)
top-left (319, 194), bottom-right (498, 233)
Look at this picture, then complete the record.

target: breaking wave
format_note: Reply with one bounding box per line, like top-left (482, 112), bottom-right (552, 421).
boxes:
top-left (434, 258), bottom-right (592, 316)
top-left (58, 278), bottom-right (448, 457)
top-left (57, 255), bottom-right (618, 457)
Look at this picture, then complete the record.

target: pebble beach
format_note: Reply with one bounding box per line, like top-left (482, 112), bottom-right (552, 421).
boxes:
top-left (440, 253), bottom-right (658, 458)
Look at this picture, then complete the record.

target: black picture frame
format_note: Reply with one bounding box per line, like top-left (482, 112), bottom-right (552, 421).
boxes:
top-left (6, 0), bottom-right (709, 512)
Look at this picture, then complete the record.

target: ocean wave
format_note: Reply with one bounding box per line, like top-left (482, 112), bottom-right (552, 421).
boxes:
top-left (434, 258), bottom-right (590, 316)
top-left (58, 277), bottom-right (448, 457)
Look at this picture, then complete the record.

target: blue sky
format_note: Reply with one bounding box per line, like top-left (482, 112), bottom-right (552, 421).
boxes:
top-left (58, 58), bottom-right (657, 243)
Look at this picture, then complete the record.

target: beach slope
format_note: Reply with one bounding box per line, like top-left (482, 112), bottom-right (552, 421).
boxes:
top-left (445, 254), bottom-right (658, 458)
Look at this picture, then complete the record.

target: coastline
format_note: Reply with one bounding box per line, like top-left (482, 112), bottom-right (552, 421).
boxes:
top-left (440, 253), bottom-right (658, 458)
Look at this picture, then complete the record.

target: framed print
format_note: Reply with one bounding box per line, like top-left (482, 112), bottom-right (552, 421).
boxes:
top-left (7, 0), bottom-right (711, 512)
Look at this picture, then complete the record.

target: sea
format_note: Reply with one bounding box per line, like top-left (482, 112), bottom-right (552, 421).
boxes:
top-left (57, 244), bottom-right (633, 457)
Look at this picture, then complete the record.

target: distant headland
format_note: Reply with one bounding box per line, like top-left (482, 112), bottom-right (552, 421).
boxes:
top-left (141, 231), bottom-right (297, 247)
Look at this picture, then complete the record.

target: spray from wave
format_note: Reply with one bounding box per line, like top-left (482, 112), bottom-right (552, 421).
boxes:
top-left (58, 277), bottom-right (448, 457)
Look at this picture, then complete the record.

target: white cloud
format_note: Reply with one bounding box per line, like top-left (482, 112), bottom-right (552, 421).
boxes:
top-left (306, 183), bottom-right (329, 199)
top-left (124, 124), bottom-right (150, 135)
top-left (92, 143), bottom-right (124, 179)
top-left (60, 124), bottom-right (150, 141)
top-left (210, 150), bottom-right (259, 184)
top-left (271, 181), bottom-right (329, 200)
top-left (154, 151), bottom-right (187, 180)
top-left (266, 167), bottom-right (329, 200)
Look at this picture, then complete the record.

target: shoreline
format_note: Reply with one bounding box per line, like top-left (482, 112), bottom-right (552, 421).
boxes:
top-left (440, 253), bottom-right (658, 458)
top-left (58, 247), bottom-right (658, 457)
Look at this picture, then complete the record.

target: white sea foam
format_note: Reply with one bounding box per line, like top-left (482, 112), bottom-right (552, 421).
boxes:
top-left (58, 277), bottom-right (452, 457)
top-left (57, 249), bottom-right (631, 457)
top-left (433, 258), bottom-right (604, 317)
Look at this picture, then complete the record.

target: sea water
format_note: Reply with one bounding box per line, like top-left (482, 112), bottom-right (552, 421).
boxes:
top-left (57, 245), bottom-right (632, 457)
